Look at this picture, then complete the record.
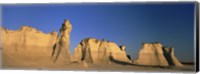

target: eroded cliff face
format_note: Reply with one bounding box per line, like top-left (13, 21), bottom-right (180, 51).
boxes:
top-left (51, 19), bottom-right (72, 64)
top-left (134, 43), bottom-right (183, 67)
top-left (73, 38), bottom-right (131, 64)
top-left (0, 19), bottom-right (183, 68)
top-left (1, 26), bottom-right (58, 67)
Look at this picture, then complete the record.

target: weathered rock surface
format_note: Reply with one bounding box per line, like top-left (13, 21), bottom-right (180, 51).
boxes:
top-left (73, 44), bottom-right (83, 62)
top-left (51, 19), bottom-right (72, 63)
top-left (0, 19), bottom-right (73, 67)
top-left (0, 19), bottom-right (184, 68)
top-left (134, 42), bottom-right (183, 67)
top-left (73, 38), bottom-right (131, 64)
top-left (1, 26), bottom-right (58, 66)
top-left (107, 43), bottom-right (130, 63)
top-left (98, 39), bottom-right (111, 64)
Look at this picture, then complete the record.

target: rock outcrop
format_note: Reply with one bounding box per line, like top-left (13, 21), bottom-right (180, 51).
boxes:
top-left (0, 19), bottom-right (184, 68)
top-left (134, 42), bottom-right (183, 67)
top-left (0, 19), bottom-right (73, 67)
top-left (51, 19), bottom-right (72, 63)
top-left (1, 26), bottom-right (58, 66)
top-left (73, 38), bottom-right (131, 64)
top-left (163, 47), bottom-right (183, 66)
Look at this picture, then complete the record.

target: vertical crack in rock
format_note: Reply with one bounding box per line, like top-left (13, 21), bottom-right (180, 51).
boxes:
top-left (169, 47), bottom-right (183, 67)
top-left (98, 39), bottom-right (110, 64)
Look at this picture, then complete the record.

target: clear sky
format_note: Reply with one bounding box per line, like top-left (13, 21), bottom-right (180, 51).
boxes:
top-left (1, 3), bottom-right (195, 62)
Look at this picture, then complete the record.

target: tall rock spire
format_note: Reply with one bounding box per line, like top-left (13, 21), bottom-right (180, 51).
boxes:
top-left (52, 19), bottom-right (72, 63)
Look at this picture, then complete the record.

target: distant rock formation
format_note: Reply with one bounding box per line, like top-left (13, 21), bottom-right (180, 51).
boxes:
top-left (73, 38), bottom-right (131, 64)
top-left (134, 42), bottom-right (183, 67)
top-left (1, 26), bottom-right (58, 66)
top-left (51, 19), bottom-right (72, 63)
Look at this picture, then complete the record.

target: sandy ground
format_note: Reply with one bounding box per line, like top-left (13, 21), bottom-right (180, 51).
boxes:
top-left (1, 46), bottom-right (195, 72)
top-left (1, 62), bottom-right (195, 73)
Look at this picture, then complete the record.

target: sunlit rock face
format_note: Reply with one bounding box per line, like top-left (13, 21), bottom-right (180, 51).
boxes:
top-left (73, 44), bottom-right (83, 62)
top-left (107, 43), bottom-right (131, 63)
top-left (73, 38), bottom-right (131, 64)
top-left (98, 39), bottom-right (111, 64)
top-left (73, 38), bottom-right (102, 63)
top-left (0, 26), bottom-right (58, 66)
top-left (134, 43), bottom-right (183, 67)
top-left (0, 19), bottom-right (73, 67)
top-left (0, 19), bottom-right (183, 68)
top-left (51, 19), bottom-right (72, 64)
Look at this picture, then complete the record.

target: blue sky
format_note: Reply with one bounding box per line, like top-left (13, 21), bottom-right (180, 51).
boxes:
top-left (1, 3), bottom-right (195, 62)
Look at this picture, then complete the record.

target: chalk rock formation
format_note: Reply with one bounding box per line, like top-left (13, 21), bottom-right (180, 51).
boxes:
top-left (73, 38), bottom-right (131, 64)
top-left (134, 42), bottom-right (183, 67)
top-left (98, 39), bottom-right (111, 64)
top-left (52, 19), bottom-right (72, 63)
top-left (163, 47), bottom-right (183, 67)
top-left (73, 44), bottom-right (83, 62)
top-left (108, 43), bottom-right (130, 63)
top-left (0, 26), bottom-right (58, 66)
top-left (73, 38), bottom-right (101, 63)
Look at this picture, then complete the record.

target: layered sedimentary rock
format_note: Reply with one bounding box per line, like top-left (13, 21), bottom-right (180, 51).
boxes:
top-left (134, 43), bottom-right (183, 67)
top-left (1, 19), bottom-right (73, 67)
top-left (1, 19), bottom-right (184, 68)
top-left (51, 19), bottom-right (72, 63)
top-left (73, 38), bottom-right (131, 64)
top-left (1, 26), bottom-right (58, 66)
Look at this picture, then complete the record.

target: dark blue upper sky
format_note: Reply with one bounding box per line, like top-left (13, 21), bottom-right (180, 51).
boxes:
top-left (1, 3), bottom-right (195, 62)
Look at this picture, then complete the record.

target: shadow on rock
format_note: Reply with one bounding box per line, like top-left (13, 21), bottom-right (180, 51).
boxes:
top-left (109, 55), bottom-right (175, 69)
top-left (109, 55), bottom-right (135, 66)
